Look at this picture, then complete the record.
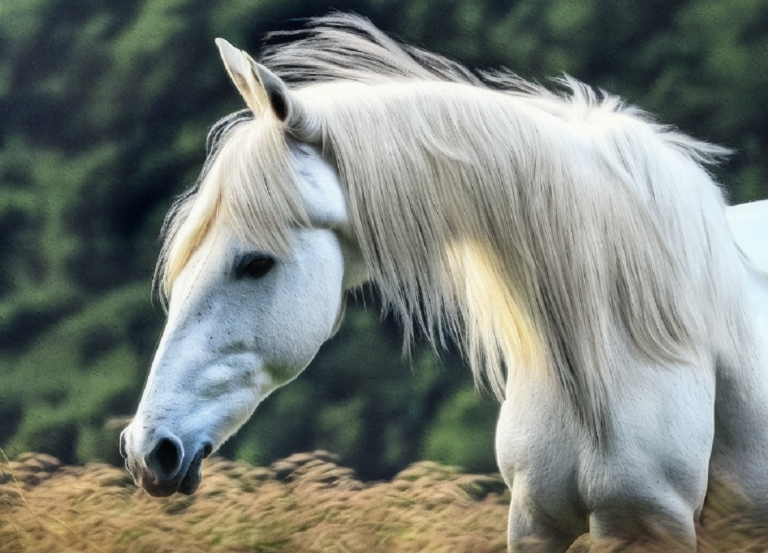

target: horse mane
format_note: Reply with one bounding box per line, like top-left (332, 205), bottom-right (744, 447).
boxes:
top-left (156, 111), bottom-right (308, 297)
top-left (161, 14), bottom-right (745, 442)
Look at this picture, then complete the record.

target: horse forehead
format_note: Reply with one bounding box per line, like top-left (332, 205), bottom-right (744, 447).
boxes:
top-left (289, 141), bottom-right (347, 226)
top-left (170, 228), bottom-right (232, 304)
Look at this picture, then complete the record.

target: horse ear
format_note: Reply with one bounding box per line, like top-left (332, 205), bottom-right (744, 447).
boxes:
top-left (215, 39), bottom-right (320, 141)
top-left (250, 62), bottom-right (293, 123)
top-left (252, 62), bottom-right (321, 142)
top-left (215, 38), bottom-right (269, 114)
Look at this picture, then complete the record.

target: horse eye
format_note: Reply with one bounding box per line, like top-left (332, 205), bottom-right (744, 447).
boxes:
top-left (239, 256), bottom-right (275, 279)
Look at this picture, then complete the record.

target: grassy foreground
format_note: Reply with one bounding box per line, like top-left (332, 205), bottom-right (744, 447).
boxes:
top-left (0, 452), bottom-right (766, 553)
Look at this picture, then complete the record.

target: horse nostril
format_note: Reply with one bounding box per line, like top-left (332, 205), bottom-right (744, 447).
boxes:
top-left (145, 435), bottom-right (184, 483)
top-left (202, 443), bottom-right (212, 458)
top-left (155, 438), bottom-right (182, 475)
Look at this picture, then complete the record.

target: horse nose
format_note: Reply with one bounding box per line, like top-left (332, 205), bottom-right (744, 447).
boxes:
top-left (145, 434), bottom-right (185, 484)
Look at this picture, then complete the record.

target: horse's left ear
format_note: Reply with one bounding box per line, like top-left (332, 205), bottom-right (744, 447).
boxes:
top-left (214, 39), bottom-right (298, 122)
top-left (216, 38), bottom-right (320, 141)
top-left (216, 38), bottom-right (269, 115)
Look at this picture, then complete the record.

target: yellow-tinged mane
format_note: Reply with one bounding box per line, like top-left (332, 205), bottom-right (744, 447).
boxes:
top-left (445, 240), bottom-right (547, 399)
top-left (159, 14), bottom-right (747, 442)
top-left (158, 113), bottom-right (307, 296)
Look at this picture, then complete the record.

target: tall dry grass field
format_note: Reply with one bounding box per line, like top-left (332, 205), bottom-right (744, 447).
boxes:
top-left (0, 451), bottom-right (765, 552)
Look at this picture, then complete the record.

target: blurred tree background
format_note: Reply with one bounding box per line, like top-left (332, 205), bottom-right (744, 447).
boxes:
top-left (0, 0), bottom-right (766, 481)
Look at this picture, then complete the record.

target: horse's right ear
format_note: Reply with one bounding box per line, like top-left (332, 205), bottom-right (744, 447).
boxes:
top-left (215, 38), bottom-right (269, 115)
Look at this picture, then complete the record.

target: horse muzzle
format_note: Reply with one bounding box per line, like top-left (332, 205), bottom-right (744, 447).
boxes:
top-left (120, 427), bottom-right (212, 497)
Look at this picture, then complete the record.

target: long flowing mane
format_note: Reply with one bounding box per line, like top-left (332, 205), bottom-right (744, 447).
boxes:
top-left (161, 14), bottom-right (747, 441)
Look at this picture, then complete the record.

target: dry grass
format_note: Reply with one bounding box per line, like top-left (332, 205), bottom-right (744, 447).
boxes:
top-left (0, 452), bottom-right (765, 552)
top-left (0, 451), bottom-right (508, 553)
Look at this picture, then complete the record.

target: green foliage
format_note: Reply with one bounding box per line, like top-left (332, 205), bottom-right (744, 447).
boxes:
top-left (1, 283), bottom-right (161, 465)
top-left (1, 0), bottom-right (766, 479)
top-left (422, 388), bottom-right (498, 474)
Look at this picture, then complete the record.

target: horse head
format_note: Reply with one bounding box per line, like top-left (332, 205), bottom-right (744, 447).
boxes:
top-left (120, 40), bottom-right (364, 496)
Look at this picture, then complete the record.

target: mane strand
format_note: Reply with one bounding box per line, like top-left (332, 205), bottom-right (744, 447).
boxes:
top-left (156, 111), bottom-right (309, 304)
top-left (261, 13), bottom-right (483, 87)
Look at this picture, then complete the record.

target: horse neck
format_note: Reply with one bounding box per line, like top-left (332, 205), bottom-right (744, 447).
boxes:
top-left (314, 80), bottom-right (744, 438)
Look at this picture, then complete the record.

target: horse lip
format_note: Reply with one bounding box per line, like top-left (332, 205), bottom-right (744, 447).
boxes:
top-left (178, 449), bottom-right (204, 495)
top-left (144, 484), bottom-right (179, 498)
top-left (133, 441), bottom-right (209, 497)
top-left (139, 469), bottom-right (181, 497)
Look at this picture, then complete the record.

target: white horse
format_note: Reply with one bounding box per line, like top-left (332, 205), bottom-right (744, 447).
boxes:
top-left (120, 15), bottom-right (768, 551)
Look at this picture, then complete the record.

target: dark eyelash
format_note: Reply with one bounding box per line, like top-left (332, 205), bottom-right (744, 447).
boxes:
top-left (234, 252), bottom-right (276, 279)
